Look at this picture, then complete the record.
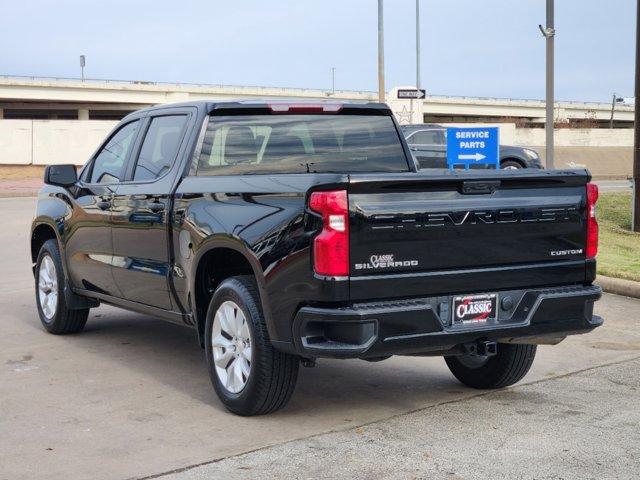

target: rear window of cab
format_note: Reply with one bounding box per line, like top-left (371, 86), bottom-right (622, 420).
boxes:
top-left (196, 115), bottom-right (410, 175)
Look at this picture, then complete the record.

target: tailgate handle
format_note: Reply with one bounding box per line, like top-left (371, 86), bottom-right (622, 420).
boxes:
top-left (461, 181), bottom-right (500, 195)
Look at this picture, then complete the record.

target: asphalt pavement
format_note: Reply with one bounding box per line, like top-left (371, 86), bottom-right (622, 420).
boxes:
top-left (1, 197), bottom-right (639, 480)
top-left (161, 358), bottom-right (640, 480)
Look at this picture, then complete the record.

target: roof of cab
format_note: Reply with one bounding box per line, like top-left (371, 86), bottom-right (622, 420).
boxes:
top-left (123, 99), bottom-right (392, 120)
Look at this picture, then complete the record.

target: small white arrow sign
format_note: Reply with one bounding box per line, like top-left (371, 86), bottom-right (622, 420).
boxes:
top-left (397, 89), bottom-right (426, 99)
top-left (458, 153), bottom-right (486, 162)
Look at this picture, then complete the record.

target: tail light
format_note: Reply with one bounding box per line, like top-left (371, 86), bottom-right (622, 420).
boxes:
top-left (309, 190), bottom-right (349, 277)
top-left (586, 183), bottom-right (599, 258)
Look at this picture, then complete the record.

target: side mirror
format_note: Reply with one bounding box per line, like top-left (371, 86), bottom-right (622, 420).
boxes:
top-left (44, 164), bottom-right (78, 188)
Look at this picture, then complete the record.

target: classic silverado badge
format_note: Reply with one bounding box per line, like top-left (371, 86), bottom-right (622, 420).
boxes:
top-left (354, 254), bottom-right (419, 271)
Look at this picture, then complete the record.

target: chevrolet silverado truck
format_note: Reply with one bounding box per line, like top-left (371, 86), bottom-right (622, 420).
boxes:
top-left (31, 101), bottom-right (602, 416)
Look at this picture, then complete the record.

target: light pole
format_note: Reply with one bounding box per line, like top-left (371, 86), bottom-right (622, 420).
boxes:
top-left (416, 0), bottom-right (421, 89)
top-left (408, 0), bottom-right (422, 124)
top-left (610, 94), bottom-right (625, 129)
top-left (80, 55), bottom-right (86, 82)
top-left (377, 0), bottom-right (385, 102)
top-left (539, 0), bottom-right (555, 169)
top-left (633, 0), bottom-right (640, 232)
top-left (331, 67), bottom-right (335, 94)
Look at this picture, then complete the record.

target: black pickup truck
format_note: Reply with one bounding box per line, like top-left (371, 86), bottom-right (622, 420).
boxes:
top-left (31, 101), bottom-right (602, 415)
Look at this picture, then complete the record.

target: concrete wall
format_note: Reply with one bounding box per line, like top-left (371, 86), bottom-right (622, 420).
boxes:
top-left (418, 125), bottom-right (634, 149)
top-left (439, 123), bottom-right (517, 145)
top-left (514, 128), bottom-right (634, 179)
top-left (0, 120), bottom-right (32, 165)
top-left (0, 119), bottom-right (635, 178)
top-left (514, 128), bottom-right (634, 147)
top-left (32, 121), bottom-right (116, 165)
top-left (0, 120), bottom-right (116, 166)
top-left (532, 147), bottom-right (633, 179)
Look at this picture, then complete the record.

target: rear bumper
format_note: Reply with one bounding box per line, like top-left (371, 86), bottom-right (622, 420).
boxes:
top-left (292, 284), bottom-right (602, 359)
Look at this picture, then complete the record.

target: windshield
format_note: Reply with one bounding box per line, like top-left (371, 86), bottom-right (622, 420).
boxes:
top-left (196, 114), bottom-right (410, 175)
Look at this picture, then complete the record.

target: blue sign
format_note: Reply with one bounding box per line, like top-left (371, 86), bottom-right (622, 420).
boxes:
top-left (446, 127), bottom-right (500, 169)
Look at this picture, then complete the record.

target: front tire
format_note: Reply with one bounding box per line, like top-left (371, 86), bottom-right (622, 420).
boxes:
top-left (35, 239), bottom-right (89, 334)
top-left (501, 159), bottom-right (523, 170)
top-left (445, 344), bottom-right (537, 389)
top-left (205, 276), bottom-right (299, 416)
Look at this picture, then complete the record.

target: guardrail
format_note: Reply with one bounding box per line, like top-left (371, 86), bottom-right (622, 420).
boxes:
top-left (0, 74), bottom-right (375, 97)
top-left (0, 74), bottom-right (633, 109)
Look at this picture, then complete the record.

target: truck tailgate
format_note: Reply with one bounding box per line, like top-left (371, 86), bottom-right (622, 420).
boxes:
top-left (348, 170), bottom-right (592, 301)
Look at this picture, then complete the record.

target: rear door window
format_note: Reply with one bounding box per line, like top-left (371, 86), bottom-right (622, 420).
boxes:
top-left (132, 115), bottom-right (188, 181)
top-left (197, 115), bottom-right (410, 175)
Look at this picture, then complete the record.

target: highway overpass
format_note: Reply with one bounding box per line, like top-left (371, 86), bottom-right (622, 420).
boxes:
top-left (0, 75), bottom-right (634, 127)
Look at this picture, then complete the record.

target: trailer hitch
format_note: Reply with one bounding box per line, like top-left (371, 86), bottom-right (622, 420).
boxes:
top-left (463, 341), bottom-right (498, 357)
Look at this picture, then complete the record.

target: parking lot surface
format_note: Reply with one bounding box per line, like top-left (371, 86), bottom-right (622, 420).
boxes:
top-left (1, 197), bottom-right (639, 480)
top-left (161, 357), bottom-right (640, 480)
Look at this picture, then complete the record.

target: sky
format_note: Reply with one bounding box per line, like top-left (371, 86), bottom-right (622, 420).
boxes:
top-left (0, 0), bottom-right (635, 103)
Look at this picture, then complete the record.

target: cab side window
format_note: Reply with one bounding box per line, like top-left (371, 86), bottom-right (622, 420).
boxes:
top-left (132, 115), bottom-right (188, 181)
top-left (90, 120), bottom-right (140, 184)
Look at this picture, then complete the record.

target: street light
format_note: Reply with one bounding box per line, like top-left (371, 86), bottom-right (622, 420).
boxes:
top-left (79, 55), bottom-right (86, 82)
top-left (610, 94), bottom-right (625, 129)
top-left (377, 0), bottom-right (385, 102)
top-left (633, 0), bottom-right (640, 232)
top-left (416, 0), bottom-right (421, 90)
top-left (331, 67), bottom-right (336, 94)
top-left (539, 0), bottom-right (555, 169)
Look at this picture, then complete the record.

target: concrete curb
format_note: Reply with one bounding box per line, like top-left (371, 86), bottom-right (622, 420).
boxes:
top-left (596, 275), bottom-right (640, 299)
top-left (591, 175), bottom-right (632, 181)
top-left (0, 191), bottom-right (39, 198)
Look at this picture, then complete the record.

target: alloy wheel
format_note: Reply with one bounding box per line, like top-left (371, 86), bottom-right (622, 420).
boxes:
top-left (211, 300), bottom-right (252, 394)
top-left (38, 255), bottom-right (58, 321)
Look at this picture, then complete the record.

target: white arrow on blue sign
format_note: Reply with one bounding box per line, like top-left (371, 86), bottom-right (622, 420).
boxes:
top-left (446, 127), bottom-right (500, 169)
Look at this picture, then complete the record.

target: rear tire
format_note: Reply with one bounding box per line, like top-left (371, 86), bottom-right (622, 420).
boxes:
top-left (205, 276), bottom-right (299, 415)
top-left (35, 239), bottom-right (89, 334)
top-left (445, 344), bottom-right (537, 389)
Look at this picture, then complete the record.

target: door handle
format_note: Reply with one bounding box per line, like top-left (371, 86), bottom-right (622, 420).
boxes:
top-left (97, 199), bottom-right (112, 210)
top-left (148, 201), bottom-right (165, 213)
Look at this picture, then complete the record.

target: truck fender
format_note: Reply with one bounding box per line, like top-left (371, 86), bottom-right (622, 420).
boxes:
top-left (188, 234), bottom-right (275, 342)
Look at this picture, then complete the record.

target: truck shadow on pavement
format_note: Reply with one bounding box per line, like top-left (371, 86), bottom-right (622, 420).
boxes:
top-left (68, 306), bottom-right (476, 415)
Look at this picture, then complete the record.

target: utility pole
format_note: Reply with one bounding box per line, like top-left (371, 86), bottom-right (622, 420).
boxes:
top-left (377, 0), bottom-right (385, 103)
top-left (539, 0), bottom-right (555, 169)
top-left (416, 0), bottom-right (421, 89)
top-left (633, 0), bottom-right (640, 232)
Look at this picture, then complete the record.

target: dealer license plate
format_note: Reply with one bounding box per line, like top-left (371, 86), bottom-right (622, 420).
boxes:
top-left (452, 293), bottom-right (498, 325)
